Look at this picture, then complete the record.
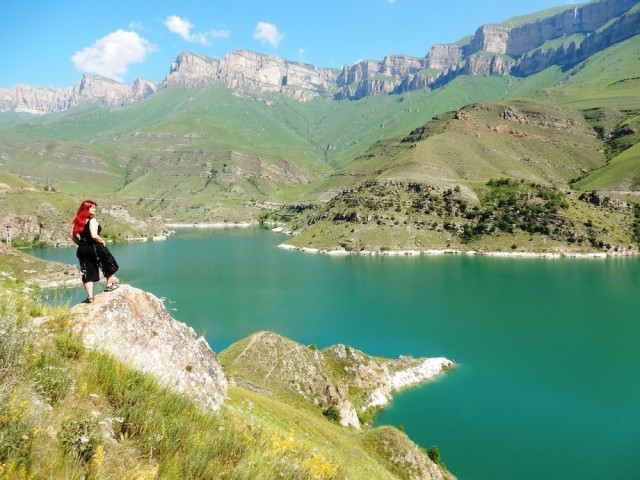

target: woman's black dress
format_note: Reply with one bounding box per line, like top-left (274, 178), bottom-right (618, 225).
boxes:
top-left (76, 219), bottom-right (119, 283)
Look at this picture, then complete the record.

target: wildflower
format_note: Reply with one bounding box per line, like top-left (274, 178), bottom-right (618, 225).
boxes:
top-left (90, 444), bottom-right (105, 472)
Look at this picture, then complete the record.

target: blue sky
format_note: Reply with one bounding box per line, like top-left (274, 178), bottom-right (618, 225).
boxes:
top-left (2, 0), bottom-right (577, 89)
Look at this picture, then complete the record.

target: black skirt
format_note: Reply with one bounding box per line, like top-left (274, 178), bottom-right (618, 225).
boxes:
top-left (77, 243), bottom-right (119, 283)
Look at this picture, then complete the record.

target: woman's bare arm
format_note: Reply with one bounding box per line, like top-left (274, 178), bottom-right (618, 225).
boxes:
top-left (69, 223), bottom-right (79, 246)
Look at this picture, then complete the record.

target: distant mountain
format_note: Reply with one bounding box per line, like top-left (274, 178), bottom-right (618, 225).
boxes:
top-left (1, 0), bottom-right (638, 114)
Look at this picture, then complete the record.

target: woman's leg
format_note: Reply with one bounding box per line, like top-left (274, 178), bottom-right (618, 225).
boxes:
top-left (84, 281), bottom-right (94, 300)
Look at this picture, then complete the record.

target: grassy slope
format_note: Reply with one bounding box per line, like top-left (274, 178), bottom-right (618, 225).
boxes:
top-left (0, 74), bottom-right (547, 224)
top-left (0, 171), bottom-right (166, 247)
top-left (575, 142), bottom-right (640, 191)
top-left (535, 36), bottom-right (640, 195)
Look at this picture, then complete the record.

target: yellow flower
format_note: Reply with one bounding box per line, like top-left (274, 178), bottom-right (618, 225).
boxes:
top-left (90, 444), bottom-right (105, 473)
top-left (302, 453), bottom-right (341, 480)
top-left (130, 464), bottom-right (159, 480)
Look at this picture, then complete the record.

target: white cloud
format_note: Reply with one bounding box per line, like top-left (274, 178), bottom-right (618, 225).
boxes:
top-left (71, 30), bottom-right (157, 82)
top-left (164, 15), bottom-right (230, 46)
top-left (165, 15), bottom-right (193, 39)
top-left (253, 22), bottom-right (284, 48)
top-left (298, 48), bottom-right (305, 62)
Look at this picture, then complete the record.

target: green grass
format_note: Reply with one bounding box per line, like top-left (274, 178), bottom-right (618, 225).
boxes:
top-left (575, 142), bottom-right (640, 192)
top-left (0, 172), bottom-right (165, 247)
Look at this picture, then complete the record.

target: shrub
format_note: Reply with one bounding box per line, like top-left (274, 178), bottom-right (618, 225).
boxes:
top-left (427, 445), bottom-right (441, 464)
top-left (322, 405), bottom-right (341, 423)
top-left (33, 358), bottom-right (73, 404)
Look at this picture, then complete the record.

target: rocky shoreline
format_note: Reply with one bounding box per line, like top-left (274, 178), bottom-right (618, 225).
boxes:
top-left (166, 222), bottom-right (257, 229)
top-left (161, 222), bottom-right (636, 258)
top-left (276, 243), bottom-right (625, 259)
top-left (220, 332), bottom-right (454, 430)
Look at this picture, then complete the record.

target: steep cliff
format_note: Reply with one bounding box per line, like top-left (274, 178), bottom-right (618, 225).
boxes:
top-left (0, 74), bottom-right (159, 114)
top-left (1, 0), bottom-right (638, 111)
top-left (164, 49), bottom-right (338, 101)
top-left (343, 0), bottom-right (640, 98)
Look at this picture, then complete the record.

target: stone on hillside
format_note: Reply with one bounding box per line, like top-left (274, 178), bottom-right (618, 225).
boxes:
top-left (71, 284), bottom-right (227, 411)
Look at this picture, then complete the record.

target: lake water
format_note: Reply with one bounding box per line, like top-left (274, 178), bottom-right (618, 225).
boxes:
top-left (30, 228), bottom-right (640, 480)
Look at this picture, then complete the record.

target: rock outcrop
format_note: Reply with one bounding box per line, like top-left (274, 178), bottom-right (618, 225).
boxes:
top-left (165, 49), bottom-right (338, 101)
top-left (219, 331), bottom-right (453, 430)
top-left (1, 74), bottom-right (158, 114)
top-left (1, 0), bottom-right (637, 111)
top-left (340, 0), bottom-right (640, 98)
top-left (71, 284), bottom-right (228, 412)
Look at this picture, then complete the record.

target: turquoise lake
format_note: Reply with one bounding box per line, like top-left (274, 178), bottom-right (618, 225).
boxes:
top-left (30, 228), bottom-right (640, 480)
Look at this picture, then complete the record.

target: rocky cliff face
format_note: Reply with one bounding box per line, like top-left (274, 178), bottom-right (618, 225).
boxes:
top-left (164, 49), bottom-right (338, 101)
top-left (71, 284), bottom-right (228, 412)
top-left (514, 4), bottom-right (640, 75)
top-left (0, 74), bottom-right (159, 114)
top-left (2, 0), bottom-right (637, 111)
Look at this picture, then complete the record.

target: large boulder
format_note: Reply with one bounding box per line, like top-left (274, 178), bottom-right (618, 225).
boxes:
top-left (71, 284), bottom-right (227, 411)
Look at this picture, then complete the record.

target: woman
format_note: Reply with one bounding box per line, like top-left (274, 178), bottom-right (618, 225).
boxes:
top-left (69, 200), bottom-right (119, 303)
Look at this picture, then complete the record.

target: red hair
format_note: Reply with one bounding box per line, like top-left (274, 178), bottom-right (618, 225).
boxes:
top-left (72, 200), bottom-right (97, 235)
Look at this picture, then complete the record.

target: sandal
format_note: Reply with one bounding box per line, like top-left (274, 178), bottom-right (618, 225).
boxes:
top-left (85, 296), bottom-right (95, 304)
top-left (105, 284), bottom-right (119, 292)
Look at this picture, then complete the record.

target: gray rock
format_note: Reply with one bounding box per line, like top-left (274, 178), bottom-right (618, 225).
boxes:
top-left (71, 284), bottom-right (227, 412)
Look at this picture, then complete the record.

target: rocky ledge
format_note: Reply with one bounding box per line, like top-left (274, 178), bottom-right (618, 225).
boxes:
top-left (71, 284), bottom-right (228, 412)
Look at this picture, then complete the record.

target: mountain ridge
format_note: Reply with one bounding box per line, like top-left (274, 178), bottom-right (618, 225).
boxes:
top-left (2, 0), bottom-right (637, 114)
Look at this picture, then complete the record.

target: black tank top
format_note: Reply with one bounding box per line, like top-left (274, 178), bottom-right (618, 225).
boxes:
top-left (79, 219), bottom-right (101, 244)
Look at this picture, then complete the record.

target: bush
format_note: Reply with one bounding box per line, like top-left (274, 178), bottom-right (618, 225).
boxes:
top-left (322, 405), bottom-right (341, 423)
top-left (427, 445), bottom-right (441, 464)
top-left (33, 355), bottom-right (73, 404)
